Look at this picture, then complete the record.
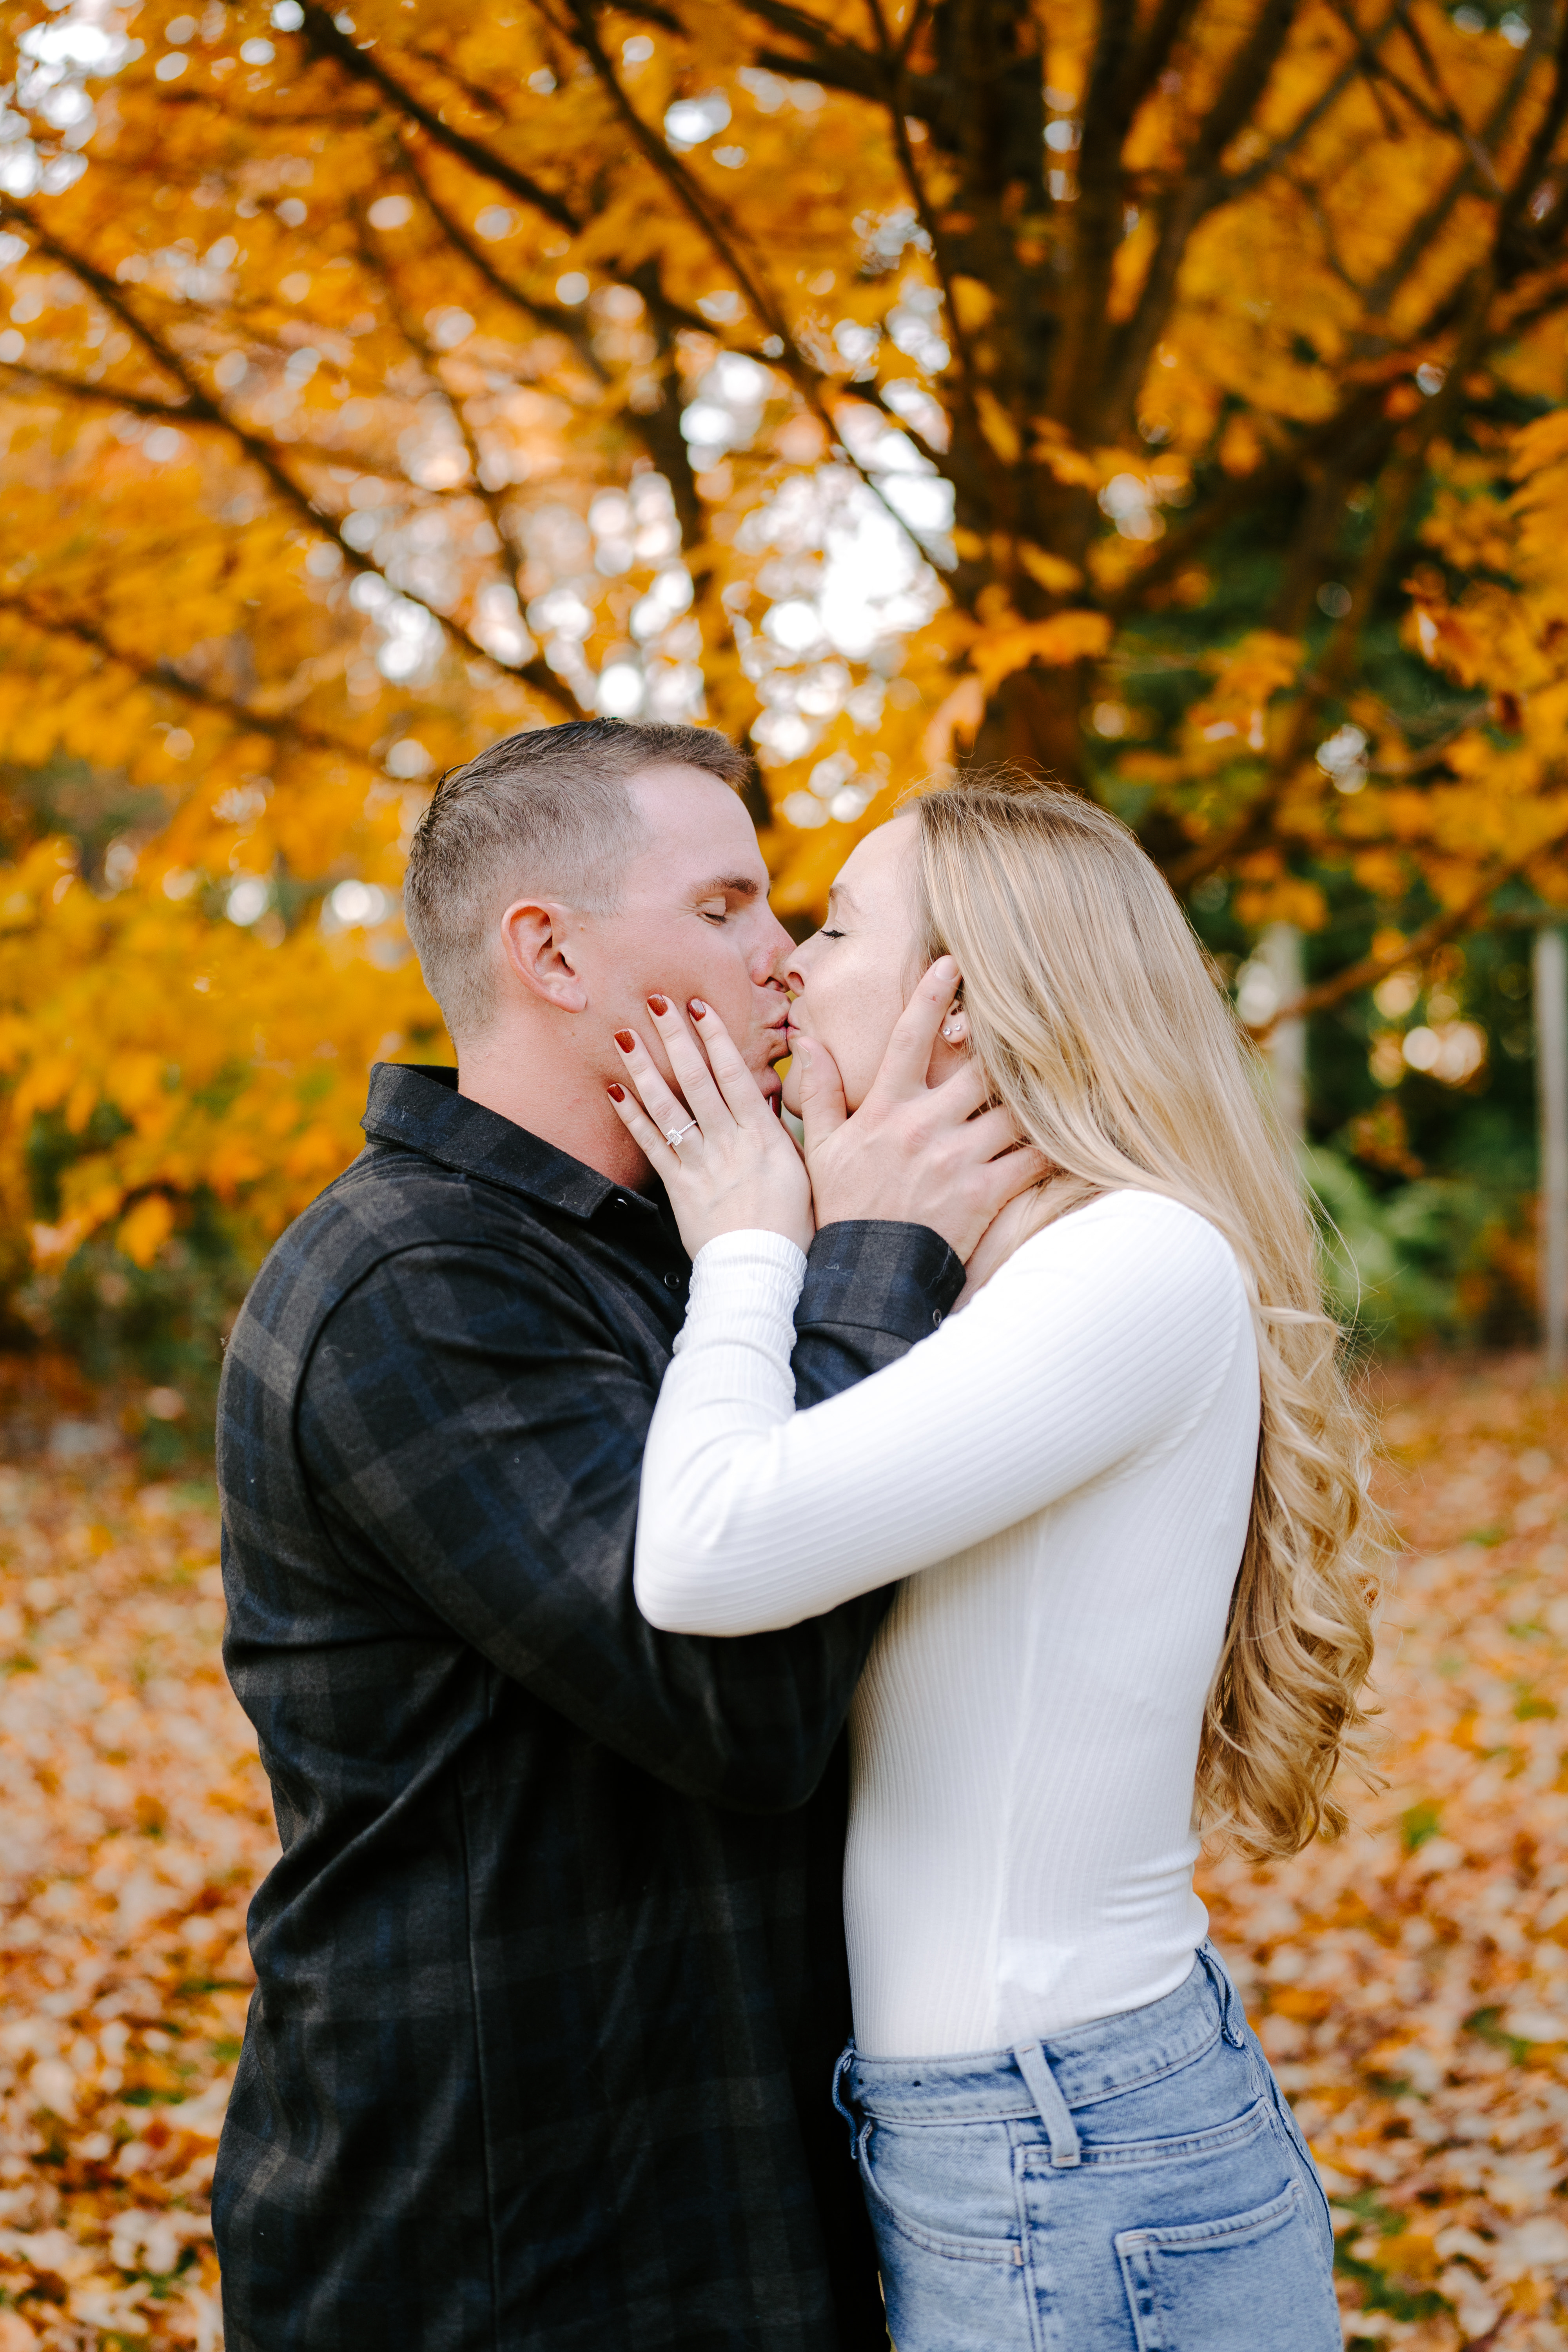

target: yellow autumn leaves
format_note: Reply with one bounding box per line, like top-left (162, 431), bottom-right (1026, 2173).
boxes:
top-left (1, 0), bottom-right (1568, 1286)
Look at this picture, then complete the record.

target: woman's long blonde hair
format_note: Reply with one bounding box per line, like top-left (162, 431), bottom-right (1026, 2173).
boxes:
top-left (912, 775), bottom-right (1379, 1861)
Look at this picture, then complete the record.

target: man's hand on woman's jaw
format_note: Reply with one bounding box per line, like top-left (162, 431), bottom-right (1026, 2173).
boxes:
top-left (796, 958), bottom-right (1050, 1264)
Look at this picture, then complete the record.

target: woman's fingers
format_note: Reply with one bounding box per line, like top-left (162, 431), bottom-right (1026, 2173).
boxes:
top-left (641, 996), bottom-right (733, 1129)
top-left (686, 1000), bottom-right (773, 1126)
top-left (612, 1025), bottom-right (694, 1140)
top-left (606, 1078), bottom-right (682, 1175)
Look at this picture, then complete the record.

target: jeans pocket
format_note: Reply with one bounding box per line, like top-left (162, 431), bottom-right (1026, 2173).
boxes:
top-left (1116, 2179), bottom-right (1342, 2352)
top-left (857, 2120), bottom-right (1020, 2264)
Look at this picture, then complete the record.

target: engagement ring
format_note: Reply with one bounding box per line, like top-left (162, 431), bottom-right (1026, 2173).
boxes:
top-left (664, 1120), bottom-right (699, 1149)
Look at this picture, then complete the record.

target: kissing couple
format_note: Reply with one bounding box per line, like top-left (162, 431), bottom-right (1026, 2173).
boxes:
top-left (212, 717), bottom-right (1372, 2352)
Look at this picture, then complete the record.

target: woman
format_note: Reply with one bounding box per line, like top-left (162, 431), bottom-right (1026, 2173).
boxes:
top-left (606, 779), bottom-right (1375, 2352)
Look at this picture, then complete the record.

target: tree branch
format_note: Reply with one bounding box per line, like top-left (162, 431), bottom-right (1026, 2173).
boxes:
top-left (394, 114), bottom-right (704, 550)
top-left (395, 137), bottom-right (610, 375)
top-left (1094, 0), bottom-right (1301, 437)
top-left (1169, 278), bottom-right (1494, 891)
top-left (296, 4), bottom-right (581, 232)
top-left (0, 201), bottom-right (576, 717)
top-left (1099, 377), bottom-right (1394, 619)
top-left (354, 202), bottom-right (536, 653)
top-left (562, 0), bottom-right (942, 563)
top-left (0, 593), bottom-right (381, 767)
top-left (1495, 0), bottom-right (1568, 272)
top-left (1123, 0), bottom-right (1205, 120)
top-left (735, 1), bottom-right (885, 96)
top-left (860, 0), bottom-right (993, 514)
top-left (0, 366), bottom-right (191, 422)
top-left (1054, 0), bottom-right (1142, 434)
top-left (1252, 807), bottom-right (1568, 1034)
top-left (0, 360), bottom-right (390, 471)
top-left (1363, 28), bottom-right (1538, 315)
top-left (1223, 1), bottom-right (1409, 203)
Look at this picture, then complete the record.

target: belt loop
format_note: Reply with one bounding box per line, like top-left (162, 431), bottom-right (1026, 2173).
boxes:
top-left (1013, 2040), bottom-right (1081, 2169)
top-left (1199, 1940), bottom-right (1247, 2048)
top-left (831, 2043), bottom-right (859, 2160)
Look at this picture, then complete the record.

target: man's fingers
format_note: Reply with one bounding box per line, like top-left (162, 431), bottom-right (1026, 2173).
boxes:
top-left (976, 1146), bottom-right (1053, 1218)
top-left (963, 1104), bottom-right (1027, 1161)
top-left (797, 1037), bottom-right (848, 1157)
top-left (929, 1060), bottom-right (991, 1121)
top-left (686, 1001), bottom-right (772, 1126)
top-left (865, 957), bottom-right (962, 1101)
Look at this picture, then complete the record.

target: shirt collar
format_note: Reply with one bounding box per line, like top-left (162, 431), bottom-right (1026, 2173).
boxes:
top-left (361, 1062), bottom-right (646, 1225)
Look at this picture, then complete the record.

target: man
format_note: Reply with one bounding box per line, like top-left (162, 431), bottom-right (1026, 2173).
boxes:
top-left (213, 719), bottom-right (1020, 2351)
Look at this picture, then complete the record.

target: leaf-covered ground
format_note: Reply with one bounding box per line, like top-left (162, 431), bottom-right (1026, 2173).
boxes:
top-left (1, 1356), bottom-right (1568, 2345)
top-left (0, 1436), bottom-right (271, 2350)
top-left (1203, 1351), bottom-right (1568, 2349)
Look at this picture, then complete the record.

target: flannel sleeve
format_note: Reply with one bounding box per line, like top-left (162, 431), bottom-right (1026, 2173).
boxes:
top-left (295, 1220), bottom-right (960, 1815)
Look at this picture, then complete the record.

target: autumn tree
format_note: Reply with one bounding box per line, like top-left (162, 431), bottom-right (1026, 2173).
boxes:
top-left (1, 0), bottom-right (1568, 1365)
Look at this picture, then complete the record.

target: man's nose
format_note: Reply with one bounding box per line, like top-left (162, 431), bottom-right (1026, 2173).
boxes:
top-left (757, 909), bottom-right (797, 989)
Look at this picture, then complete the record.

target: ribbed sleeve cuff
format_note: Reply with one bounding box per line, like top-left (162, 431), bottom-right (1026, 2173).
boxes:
top-left (797, 1221), bottom-right (965, 1345)
top-left (677, 1231), bottom-right (808, 1357)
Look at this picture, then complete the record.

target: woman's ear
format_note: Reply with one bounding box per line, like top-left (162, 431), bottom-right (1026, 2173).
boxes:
top-left (929, 999), bottom-right (969, 1086)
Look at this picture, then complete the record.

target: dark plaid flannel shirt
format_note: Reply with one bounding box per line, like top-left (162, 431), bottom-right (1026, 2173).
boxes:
top-left (212, 1062), bottom-right (963, 2352)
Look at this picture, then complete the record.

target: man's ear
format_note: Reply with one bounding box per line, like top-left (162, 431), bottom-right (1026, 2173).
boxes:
top-left (499, 899), bottom-right (590, 1013)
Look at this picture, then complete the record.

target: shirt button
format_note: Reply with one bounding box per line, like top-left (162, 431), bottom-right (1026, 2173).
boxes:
top-left (932, 1309), bottom-right (943, 1327)
top-left (664, 1272), bottom-right (684, 1290)
top-left (613, 1196), bottom-right (629, 1209)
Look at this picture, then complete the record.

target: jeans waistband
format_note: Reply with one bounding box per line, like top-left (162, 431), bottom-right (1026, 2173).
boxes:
top-left (834, 1944), bottom-right (1248, 2169)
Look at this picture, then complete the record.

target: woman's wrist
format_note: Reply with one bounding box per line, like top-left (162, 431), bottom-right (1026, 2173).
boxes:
top-left (691, 1214), bottom-right (818, 1270)
top-left (683, 1230), bottom-right (808, 1345)
top-left (691, 1228), bottom-right (809, 1273)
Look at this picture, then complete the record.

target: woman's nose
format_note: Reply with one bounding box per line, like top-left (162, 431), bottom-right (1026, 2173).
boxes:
top-left (782, 933), bottom-right (817, 995)
top-left (759, 912), bottom-right (797, 989)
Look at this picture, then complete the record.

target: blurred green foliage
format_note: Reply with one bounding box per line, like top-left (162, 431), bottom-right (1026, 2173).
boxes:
top-left (1298, 921), bottom-right (1541, 1354)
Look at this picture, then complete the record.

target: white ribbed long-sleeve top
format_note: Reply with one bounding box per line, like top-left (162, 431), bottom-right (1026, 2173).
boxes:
top-left (635, 1189), bottom-right (1260, 2058)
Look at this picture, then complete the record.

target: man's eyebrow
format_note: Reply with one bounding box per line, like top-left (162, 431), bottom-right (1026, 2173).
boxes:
top-left (692, 875), bottom-right (760, 900)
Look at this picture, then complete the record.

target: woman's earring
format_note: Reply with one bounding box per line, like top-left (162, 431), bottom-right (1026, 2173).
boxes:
top-left (942, 1017), bottom-right (964, 1041)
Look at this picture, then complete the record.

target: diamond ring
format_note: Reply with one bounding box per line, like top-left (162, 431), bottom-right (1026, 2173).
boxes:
top-left (664, 1119), bottom-right (700, 1149)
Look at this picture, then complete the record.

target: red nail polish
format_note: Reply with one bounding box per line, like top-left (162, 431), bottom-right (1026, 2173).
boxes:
top-left (646, 994), bottom-right (669, 1017)
top-left (689, 998), bottom-right (707, 1019)
top-left (614, 1030), bottom-right (636, 1053)
top-left (607, 1083), bottom-right (626, 1102)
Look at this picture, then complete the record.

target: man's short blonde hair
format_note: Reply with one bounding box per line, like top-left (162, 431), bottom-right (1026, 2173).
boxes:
top-left (403, 718), bottom-right (752, 1043)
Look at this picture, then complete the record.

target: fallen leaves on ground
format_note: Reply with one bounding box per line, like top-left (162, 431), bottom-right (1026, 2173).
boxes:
top-left (3, 1355), bottom-right (1568, 2343)
top-left (0, 1436), bottom-right (273, 2348)
top-left (1201, 1350), bottom-right (1568, 2348)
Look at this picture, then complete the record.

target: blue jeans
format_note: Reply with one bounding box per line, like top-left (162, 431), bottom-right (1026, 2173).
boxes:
top-left (833, 1945), bottom-right (1339, 2351)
